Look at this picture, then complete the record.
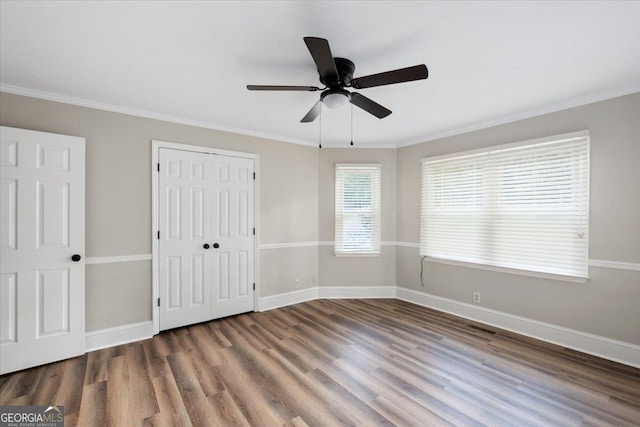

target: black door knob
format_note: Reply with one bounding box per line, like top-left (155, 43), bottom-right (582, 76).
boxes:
top-left (203, 243), bottom-right (210, 249)
top-left (213, 243), bottom-right (220, 249)
top-left (71, 254), bottom-right (82, 262)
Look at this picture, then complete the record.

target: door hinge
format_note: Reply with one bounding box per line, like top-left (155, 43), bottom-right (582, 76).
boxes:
top-left (253, 227), bottom-right (255, 235)
top-left (253, 172), bottom-right (256, 180)
top-left (157, 230), bottom-right (160, 239)
top-left (157, 298), bottom-right (160, 307)
top-left (157, 163), bottom-right (160, 172)
top-left (253, 283), bottom-right (255, 291)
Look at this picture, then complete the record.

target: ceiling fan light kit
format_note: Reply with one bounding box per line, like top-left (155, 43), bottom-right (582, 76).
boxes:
top-left (321, 88), bottom-right (351, 109)
top-left (247, 36), bottom-right (429, 130)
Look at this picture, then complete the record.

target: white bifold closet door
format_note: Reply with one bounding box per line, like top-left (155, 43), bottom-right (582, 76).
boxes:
top-left (158, 148), bottom-right (254, 331)
top-left (1, 126), bottom-right (85, 375)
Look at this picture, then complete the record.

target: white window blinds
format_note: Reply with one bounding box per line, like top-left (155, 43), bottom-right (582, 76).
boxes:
top-left (335, 164), bottom-right (381, 255)
top-left (420, 131), bottom-right (590, 279)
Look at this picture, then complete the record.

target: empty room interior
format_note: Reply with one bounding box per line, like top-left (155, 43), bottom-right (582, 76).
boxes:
top-left (1, 1), bottom-right (639, 426)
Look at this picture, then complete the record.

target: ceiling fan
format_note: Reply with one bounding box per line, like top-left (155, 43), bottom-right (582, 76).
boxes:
top-left (247, 37), bottom-right (429, 123)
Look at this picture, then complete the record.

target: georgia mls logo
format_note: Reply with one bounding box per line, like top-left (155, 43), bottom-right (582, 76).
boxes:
top-left (44, 406), bottom-right (63, 417)
top-left (0, 405), bottom-right (64, 427)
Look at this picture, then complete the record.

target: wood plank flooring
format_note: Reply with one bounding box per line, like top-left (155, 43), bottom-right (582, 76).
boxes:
top-left (1, 299), bottom-right (639, 426)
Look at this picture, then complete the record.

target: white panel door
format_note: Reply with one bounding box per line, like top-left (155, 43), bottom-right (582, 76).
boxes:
top-left (158, 148), bottom-right (255, 331)
top-left (210, 155), bottom-right (255, 318)
top-left (158, 148), bottom-right (213, 330)
top-left (0, 126), bottom-right (85, 375)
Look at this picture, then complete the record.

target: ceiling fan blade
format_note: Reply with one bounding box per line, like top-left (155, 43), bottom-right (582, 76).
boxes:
top-left (247, 85), bottom-right (320, 91)
top-left (350, 93), bottom-right (391, 119)
top-left (351, 64), bottom-right (428, 89)
top-left (300, 101), bottom-right (321, 123)
top-left (303, 37), bottom-right (339, 85)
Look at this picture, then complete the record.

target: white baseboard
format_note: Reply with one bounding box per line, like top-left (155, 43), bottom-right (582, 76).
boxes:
top-left (258, 287), bottom-right (319, 311)
top-left (258, 285), bottom-right (397, 311)
top-left (396, 287), bottom-right (640, 369)
top-left (82, 287), bottom-right (640, 369)
top-left (85, 320), bottom-right (154, 352)
top-left (318, 285), bottom-right (396, 299)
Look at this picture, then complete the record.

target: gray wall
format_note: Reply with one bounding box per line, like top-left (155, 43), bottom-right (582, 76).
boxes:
top-left (318, 148), bottom-right (396, 286)
top-left (396, 93), bottom-right (640, 345)
top-left (0, 92), bottom-right (319, 331)
top-left (2, 91), bottom-right (638, 346)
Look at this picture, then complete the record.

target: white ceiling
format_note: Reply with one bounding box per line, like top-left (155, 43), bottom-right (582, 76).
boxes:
top-left (2, 1), bottom-right (639, 148)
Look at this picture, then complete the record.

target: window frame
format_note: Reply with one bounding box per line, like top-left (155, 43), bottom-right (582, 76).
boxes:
top-left (420, 130), bottom-right (590, 282)
top-left (335, 163), bottom-right (382, 257)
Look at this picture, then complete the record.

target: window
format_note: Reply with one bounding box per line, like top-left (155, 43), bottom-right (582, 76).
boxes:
top-left (420, 131), bottom-right (589, 279)
top-left (335, 164), bottom-right (381, 256)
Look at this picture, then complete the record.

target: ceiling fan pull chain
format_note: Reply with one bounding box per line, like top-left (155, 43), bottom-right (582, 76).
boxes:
top-left (319, 103), bottom-right (322, 149)
top-left (350, 103), bottom-right (354, 146)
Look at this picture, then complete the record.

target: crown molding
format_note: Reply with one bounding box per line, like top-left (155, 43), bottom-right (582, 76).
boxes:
top-left (318, 143), bottom-right (398, 149)
top-left (0, 84), bottom-right (317, 148)
top-left (396, 84), bottom-right (640, 148)
top-left (3, 82), bottom-right (639, 149)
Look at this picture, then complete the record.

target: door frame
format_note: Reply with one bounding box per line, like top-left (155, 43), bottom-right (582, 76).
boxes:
top-left (151, 140), bottom-right (260, 335)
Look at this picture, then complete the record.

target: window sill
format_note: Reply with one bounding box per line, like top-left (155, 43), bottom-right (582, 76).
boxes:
top-left (335, 252), bottom-right (381, 258)
top-left (421, 256), bottom-right (588, 283)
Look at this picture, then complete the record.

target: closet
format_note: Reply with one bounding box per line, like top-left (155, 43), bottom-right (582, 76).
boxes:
top-left (156, 145), bottom-right (256, 331)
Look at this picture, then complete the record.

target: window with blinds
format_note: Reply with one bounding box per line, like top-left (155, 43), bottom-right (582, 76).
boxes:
top-left (335, 164), bottom-right (381, 256)
top-left (420, 131), bottom-right (590, 279)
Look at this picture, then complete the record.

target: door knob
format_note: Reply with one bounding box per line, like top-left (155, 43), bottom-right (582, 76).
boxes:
top-left (213, 243), bottom-right (220, 249)
top-left (71, 254), bottom-right (82, 262)
top-left (203, 243), bottom-right (210, 249)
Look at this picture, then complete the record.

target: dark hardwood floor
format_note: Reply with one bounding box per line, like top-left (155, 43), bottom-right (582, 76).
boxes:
top-left (1, 299), bottom-right (639, 426)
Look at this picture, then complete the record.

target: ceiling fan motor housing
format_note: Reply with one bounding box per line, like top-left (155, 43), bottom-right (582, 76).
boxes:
top-left (322, 57), bottom-right (355, 88)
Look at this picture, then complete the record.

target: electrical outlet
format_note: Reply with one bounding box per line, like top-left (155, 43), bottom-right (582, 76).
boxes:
top-left (473, 291), bottom-right (481, 304)
top-left (294, 279), bottom-right (301, 289)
